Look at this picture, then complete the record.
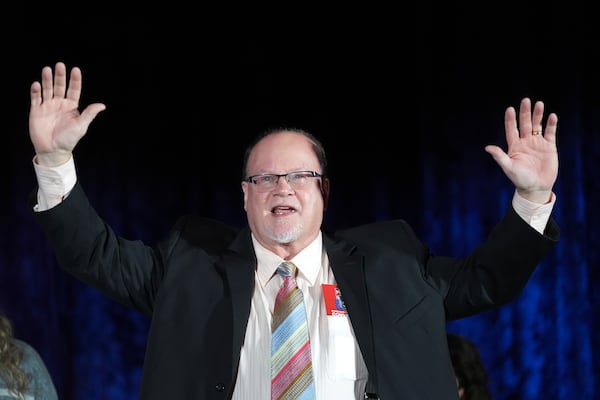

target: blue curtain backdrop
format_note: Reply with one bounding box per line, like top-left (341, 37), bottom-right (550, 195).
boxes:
top-left (2, 6), bottom-right (598, 399)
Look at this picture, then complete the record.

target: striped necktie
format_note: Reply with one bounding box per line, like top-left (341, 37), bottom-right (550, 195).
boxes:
top-left (271, 261), bottom-right (315, 400)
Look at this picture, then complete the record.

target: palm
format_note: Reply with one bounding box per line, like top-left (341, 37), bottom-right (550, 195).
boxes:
top-left (501, 130), bottom-right (558, 192)
top-left (29, 93), bottom-right (83, 154)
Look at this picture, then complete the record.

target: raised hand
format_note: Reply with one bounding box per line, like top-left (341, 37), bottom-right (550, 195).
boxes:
top-left (29, 62), bottom-right (106, 167)
top-left (485, 97), bottom-right (559, 204)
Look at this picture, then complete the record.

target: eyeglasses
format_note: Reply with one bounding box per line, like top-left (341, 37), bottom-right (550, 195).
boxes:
top-left (246, 171), bottom-right (323, 192)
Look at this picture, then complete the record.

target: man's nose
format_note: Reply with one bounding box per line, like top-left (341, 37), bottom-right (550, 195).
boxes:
top-left (274, 175), bottom-right (293, 191)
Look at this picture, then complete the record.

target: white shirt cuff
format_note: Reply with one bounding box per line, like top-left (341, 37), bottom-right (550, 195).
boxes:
top-left (32, 156), bottom-right (77, 211)
top-left (512, 190), bottom-right (555, 234)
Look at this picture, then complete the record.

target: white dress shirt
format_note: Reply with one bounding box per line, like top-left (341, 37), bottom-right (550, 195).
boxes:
top-left (231, 232), bottom-right (368, 399)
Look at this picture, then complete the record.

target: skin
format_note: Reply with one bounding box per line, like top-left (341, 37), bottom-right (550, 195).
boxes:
top-left (484, 98), bottom-right (559, 204)
top-left (28, 61), bottom-right (560, 255)
top-left (241, 132), bottom-right (326, 260)
top-left (29, 62), bottom-right (105, 167)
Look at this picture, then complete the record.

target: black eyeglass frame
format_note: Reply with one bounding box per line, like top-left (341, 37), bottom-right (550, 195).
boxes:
top-left (245, 170), bottom-right (323, 187)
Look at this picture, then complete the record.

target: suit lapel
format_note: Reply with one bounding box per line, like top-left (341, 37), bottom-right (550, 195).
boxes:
top-left (223, 229), bottom-right (257, 374)
top-left (325, 236), bottom-right (377, 381)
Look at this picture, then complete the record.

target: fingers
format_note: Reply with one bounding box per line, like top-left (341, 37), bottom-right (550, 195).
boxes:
top-left (484, 144), bottom-right (509, 167)
top-left (504, 104), bottom-right (518, 147)
top-left (531, 100), bottom-right (545, 133)
top-left (80, 103), bottom-right (107, 126)
top-left (543, 112), bottom-right (559, 143)
top-left (41, 65), bottom-right (54, 104)
top-left (65, 66), bottom-right (82, 103)
top-left (33, 62), bottom-right (81, 105)
top-left (53, 62), bottom-right (67, 98)
top-left (30, 81), bottom-right (42, 108)
top-left (514, 97), bottom-right (557, 140)
top-left (518, 97), bottom-right (533, 138)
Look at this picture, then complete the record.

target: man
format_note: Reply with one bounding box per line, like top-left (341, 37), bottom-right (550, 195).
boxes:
top-left (28, 62), bottom-right (559, 399)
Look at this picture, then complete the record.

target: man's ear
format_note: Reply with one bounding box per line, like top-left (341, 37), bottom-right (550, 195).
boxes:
top-left (320, 178), bottom-right (330, 210)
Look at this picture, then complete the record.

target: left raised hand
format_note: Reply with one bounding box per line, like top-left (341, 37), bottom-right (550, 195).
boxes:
top-left (485, 97), bottom-right (558, 204)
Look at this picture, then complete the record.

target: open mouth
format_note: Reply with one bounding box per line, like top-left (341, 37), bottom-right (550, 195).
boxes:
top-left (271, 206), bottom-right (296, 215)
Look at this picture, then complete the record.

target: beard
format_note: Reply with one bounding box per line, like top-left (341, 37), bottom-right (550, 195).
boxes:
top-left (266, 220), bottom-right (303, 244)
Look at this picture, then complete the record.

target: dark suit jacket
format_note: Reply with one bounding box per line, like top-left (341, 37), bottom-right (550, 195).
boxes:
top-left (33, 183), bottom-right (559, 399)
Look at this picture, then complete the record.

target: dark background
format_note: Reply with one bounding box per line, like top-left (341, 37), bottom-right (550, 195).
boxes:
top-left (2, 5), bottom-right (599, 399)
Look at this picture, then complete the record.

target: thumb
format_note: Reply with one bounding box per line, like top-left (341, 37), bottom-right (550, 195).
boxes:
top-left (79, 103), bottom-right (106, 127)
top-left (484, 144), bottom-right (511, 171)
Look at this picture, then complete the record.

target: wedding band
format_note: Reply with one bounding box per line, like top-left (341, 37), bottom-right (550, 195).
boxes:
top-left (532, 130), bottom-right (542, 136)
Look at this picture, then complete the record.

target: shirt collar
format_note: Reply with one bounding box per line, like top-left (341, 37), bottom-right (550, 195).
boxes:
top-left (252, 232), bottom-right (323, 287)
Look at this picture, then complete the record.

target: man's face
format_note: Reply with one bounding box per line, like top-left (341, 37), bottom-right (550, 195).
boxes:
top-left (241, 131), bottom-right (326, 256)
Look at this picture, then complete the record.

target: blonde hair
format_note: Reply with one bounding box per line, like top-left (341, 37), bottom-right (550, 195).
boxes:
top-left (0, 313), bottom-right (28, 397)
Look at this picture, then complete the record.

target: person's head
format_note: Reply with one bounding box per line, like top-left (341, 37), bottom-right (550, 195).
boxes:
top-left (447, 333), bottom-right (491, 400)
top-left (0, 312), bottom-right (28, 396)
top-left (241, 127), bottom-right (330, 259)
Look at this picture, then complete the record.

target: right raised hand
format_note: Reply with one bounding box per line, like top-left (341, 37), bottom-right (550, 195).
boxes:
top-left (29, 62), bottom-right (106, 167)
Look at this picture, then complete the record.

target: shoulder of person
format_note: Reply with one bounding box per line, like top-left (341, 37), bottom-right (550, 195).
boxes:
top-left (12, 338), bottom-right (37, 355)
top-left (172, 215), bottom-right (241, 248)
top-left (12, 339), bottom-right (58, 399)
top-left (325, 219), bottom-right (422, 251)
top-left (12, 339), bottom-right (45, 367)
top-left (333, 219), bottom-right (414, 238)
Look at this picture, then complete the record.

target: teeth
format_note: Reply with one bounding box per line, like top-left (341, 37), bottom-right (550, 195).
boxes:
top-left (272, 206), bottom-right (293, 214)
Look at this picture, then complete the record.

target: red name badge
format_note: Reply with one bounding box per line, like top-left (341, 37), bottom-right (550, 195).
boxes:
top-left (322, 284), bottom-right (348, 316)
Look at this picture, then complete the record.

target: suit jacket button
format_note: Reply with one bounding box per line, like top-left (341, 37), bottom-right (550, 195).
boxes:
top-left (215, 383), bottom-right (225, 392)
